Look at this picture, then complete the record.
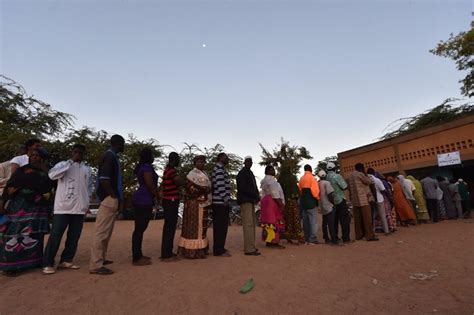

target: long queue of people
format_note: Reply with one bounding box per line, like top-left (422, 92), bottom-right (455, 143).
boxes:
top-left (0, 136), bottom-right (471, 277)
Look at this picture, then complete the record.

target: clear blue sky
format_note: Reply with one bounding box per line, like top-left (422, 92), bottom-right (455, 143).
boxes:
top-left (1, 0), bottom-right (471, 179)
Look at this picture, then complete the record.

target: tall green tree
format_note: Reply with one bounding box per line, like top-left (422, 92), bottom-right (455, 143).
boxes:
top-left (430, 25), bottom-right (474, 97)
top-left (47, 127), bottom-right (110, 167)
top-left (0, 76), bottom-right (166, 204)
top-left (0, 75), bottom-right (72, 161)
top-left (315, 156), bottom-right (340, 174)
top-left (120, 135), bottom-right (164, 199)
top-left (178, 143), bottom-right (243, 196)
top-left (259, 138), bottom-right (312, 199)
top-left (47, 128), bottom-right (165, 204)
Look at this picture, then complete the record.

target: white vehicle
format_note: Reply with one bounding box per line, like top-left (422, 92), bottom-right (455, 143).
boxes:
top-left (85, 203), bottom-right (100, 220)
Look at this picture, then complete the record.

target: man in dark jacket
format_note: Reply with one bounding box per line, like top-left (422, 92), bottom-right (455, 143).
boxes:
top-left (89, 135), bottom-right (125, 275)
top-left (236, 156), bottom-right (261, 256)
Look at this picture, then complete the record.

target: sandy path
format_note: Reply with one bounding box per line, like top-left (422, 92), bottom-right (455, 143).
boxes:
top-left (1, 218), bottom-right (473, 314)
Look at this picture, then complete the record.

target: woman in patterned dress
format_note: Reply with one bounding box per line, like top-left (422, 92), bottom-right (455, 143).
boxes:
top-left (387, 176), bottom-right (417, 226)
top-left (0, 149), bottom-right (53, 276)
top-left (375, 172), bottom-right (397, 232)
top-left (177, 155), bottom-right (212, 259)
top-left (407, 175), bottom-right (431, 223)
top-left (260, 165), bottom-right (285, 249)
top-left (278, 166), bottom-right (305, 244)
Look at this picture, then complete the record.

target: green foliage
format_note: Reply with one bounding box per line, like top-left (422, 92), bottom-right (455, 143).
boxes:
top-left (259, 138), bottom-right (312, 200)
top-left (47, 127), bottom-right (110, 167)
top-left (0, 75), bottom-right (73, 161)
top-left (120, 135), bottom-right (164, 197)
top-left (178, 143), bottom-right (243, 196)
top-left (430, 25), bottom-right (474, 97)
top-left (381, 99), bottom-right (474, 140)
top-left (0, 76), bottom-right (165, 204)
top-left (45, 128), bottom-right (165, 204)
top-left (315, 156), bottom-right (340, 174)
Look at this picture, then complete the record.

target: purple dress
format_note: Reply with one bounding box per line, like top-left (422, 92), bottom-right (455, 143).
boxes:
top-left (132, 164), bottom-right (158, 206)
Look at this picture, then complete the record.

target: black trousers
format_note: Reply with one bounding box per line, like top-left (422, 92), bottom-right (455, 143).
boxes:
top-left (426, 199), bottom-right (439, 222)
top-left (334, 199), bottom-right (351, 242)
top-left (161, 199), bottom-right (180, 259)
top-left (132, 204), bottom-right (152, 261)
top-left (212, 204), bottom-right (230, 255)
top-left (43, 214), bottom-right (84, 267)
top-left (462, 199), bottom-right (471, 217)
top-left (322, 210), bottom-right (337, 244)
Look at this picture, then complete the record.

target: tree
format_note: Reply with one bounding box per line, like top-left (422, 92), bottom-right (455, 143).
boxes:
top-left (119, 134), bottom-right (164, 200)
top-left (0, 75), bottom-right (167, 205)
top-left (381, 98), bottom-right (473, 140)
top-left (47, 127), bottom-right (110, 168)
top-left (178, 143), bottom-right (243, 196)
top-left (45, 127), bottom-right (165, 205)
top-left (259, 138), bottom-right (312, 199)
top-left (0, 75), bottom-right (73, 161)
top-left (430, 25), bottom-right (474, 97)
top-left (315, 156), bottom-right (340, 174)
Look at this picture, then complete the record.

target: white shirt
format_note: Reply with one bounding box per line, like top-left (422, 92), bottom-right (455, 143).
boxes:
top-left (10, 154), bottom-right (29, 167)
top-left (260, 175), bottom-right (285, 205)
top-left (398, 175), bottom-right (415, 200)
top-left (49, 160), bottom-right (93, 215)
top-left (0, 160), bottom-right (12, 194)
top-left (369, 174), bottom-right (385, 203)
top-left (318, 179), bottom-right (335, 215)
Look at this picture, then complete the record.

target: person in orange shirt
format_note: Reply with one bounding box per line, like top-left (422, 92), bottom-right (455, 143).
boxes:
top-left (298, 165), bottom-right (320, 245)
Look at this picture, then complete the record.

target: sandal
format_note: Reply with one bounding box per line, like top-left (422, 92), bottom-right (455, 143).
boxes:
top-left (58, 262), bottom-right (80, 269)
top-left (42, 266), bottom-right (56, 274)
top-left (89, 266), bottom-right (114, 275)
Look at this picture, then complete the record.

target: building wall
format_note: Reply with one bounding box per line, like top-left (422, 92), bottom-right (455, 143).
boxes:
top-left (338, 115), bottom-right (474, 177)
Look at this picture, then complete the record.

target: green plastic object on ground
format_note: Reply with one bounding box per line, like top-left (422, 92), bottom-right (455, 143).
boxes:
top-left (239, 278), bottom-right (254, 294)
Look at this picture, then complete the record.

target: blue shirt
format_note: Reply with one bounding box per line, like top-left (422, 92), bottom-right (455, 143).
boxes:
top-left (96, 149), bottom-right (123, 201)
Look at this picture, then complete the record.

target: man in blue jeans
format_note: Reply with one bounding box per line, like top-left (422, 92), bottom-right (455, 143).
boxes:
top-left (298, 165), bottom-right (320, 245)
top-left (43, 144), bottom-right (93, 274)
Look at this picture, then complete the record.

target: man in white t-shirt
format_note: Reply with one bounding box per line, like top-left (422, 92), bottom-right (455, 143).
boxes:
top-left (10, 138), bottom-right (42, 174)
top-left (367, 168), bottom-right (389, 235)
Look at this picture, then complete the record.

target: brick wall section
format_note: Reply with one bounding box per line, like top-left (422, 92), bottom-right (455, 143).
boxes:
top-left (338, 115), bottom-right (474, 177)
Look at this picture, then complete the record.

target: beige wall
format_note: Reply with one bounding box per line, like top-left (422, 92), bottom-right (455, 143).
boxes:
top-left (338, 115), bottom-right (474, 176)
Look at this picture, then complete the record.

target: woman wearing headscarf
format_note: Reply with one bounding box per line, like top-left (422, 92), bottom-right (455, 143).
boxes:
top-left (177, 155), bottom-right (212, 259)
top-left (375, 172), bottom-right (397, 232)
top-left (448, 179), bottom-right (463, 219)
top-left (279, 166), bottom-right (305, 245)
top-left (407, 175), bottom-right (431, 223)
top-left (458, 179), bottom-right (471, 218)
top-left (436, 177), bottom-right (457, 219)
top-left (387, 176), bottom-right (417, 226)
top-left (260, 165), bottom-right (285, 249)
top-left (0, 149), bottom-right (53, 276)
top-left (398, 175), bottom-right (418, 217)
top-left (436, 180), bottom-right (447, 219)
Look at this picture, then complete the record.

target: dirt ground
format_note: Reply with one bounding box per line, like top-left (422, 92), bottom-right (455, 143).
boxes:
top-left (1, 217), bottom-right (473, 314)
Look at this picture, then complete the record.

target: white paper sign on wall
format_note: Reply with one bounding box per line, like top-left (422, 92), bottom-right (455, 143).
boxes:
top-left (437, 151), bottom-right (461, 167)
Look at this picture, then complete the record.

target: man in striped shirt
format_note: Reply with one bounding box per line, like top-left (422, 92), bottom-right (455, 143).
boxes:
top-left (160, 152), bottom-right (184, 261)
top-left (211, 153), bottom-right (232, 257)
